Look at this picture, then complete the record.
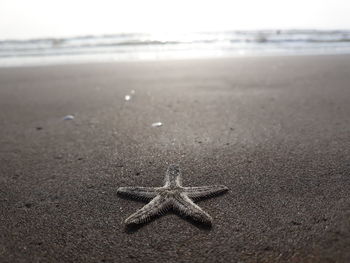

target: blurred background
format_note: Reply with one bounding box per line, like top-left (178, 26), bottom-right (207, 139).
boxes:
top-left (1, 0), bottom-right (350, 67)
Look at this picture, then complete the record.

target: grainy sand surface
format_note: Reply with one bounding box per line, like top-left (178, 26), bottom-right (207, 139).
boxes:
top-left (0, 55), bottom-right (350, 262)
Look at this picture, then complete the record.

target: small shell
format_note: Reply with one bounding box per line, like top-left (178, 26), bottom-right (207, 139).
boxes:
top-left (151, 122), bottom-right (163, 127)
top-left (63, 115), bottom-right (74, 120)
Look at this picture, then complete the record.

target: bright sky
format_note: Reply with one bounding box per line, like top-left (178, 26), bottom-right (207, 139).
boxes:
top-left (0, 0), bottom-right (349, 39)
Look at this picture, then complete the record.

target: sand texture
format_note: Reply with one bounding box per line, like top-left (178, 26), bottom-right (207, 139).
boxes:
top-left (0, 55), bottom-right (350, 262)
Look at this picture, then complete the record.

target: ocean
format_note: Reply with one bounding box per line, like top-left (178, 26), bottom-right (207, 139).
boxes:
top-left (1, 30), bottom-right (350, 67)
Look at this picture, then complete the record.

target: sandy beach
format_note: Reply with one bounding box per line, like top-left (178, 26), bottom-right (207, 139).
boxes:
top-left (0, 55), bottom-right (350, 262)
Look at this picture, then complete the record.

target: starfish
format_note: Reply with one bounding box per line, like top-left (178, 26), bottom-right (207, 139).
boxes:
top-left (117, 164), bottom-right (228, 225)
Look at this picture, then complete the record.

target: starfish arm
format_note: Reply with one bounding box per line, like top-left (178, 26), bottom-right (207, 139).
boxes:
top-left (184, 185), bottom-right (228, 200)
top-left (173, 194), bottom-right (213, 225)
top-left (165, 164), bottom-right (182, 187)
top-left (125, 195), bottom-right (169, 225)
top-left (117, 187), bottom-right (159, 200)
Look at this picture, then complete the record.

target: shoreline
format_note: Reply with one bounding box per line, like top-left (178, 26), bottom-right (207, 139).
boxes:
top-left (1, 51), bottom-right (350, 69)
top-left (2, 29), bottom-right (350, 69)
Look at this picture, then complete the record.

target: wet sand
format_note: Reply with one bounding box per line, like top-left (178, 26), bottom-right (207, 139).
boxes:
top-left (0, 55), bottom-right (350, 262)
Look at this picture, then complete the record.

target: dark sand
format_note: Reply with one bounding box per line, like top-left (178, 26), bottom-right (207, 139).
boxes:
top-left (0, 55), bottom-right (350, 262)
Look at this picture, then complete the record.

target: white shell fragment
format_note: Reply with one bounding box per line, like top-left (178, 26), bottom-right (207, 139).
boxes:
top-left (151, 122), bottom-right (163, 127)
top-left (125, 95), bottom-right (131, 101)
top-left (63, 115), bottom-right (75, 120)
